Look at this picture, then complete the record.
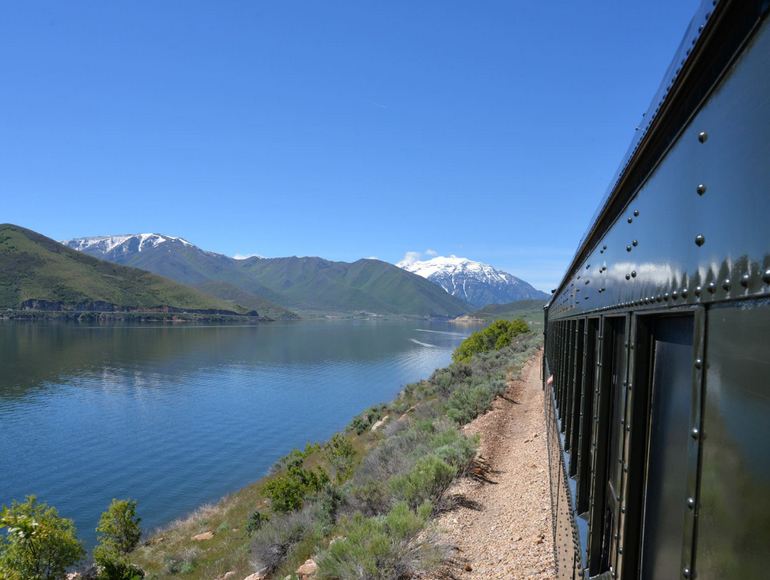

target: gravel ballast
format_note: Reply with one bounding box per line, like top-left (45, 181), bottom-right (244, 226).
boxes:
top-left (430, 351), bottom-right (555, 579)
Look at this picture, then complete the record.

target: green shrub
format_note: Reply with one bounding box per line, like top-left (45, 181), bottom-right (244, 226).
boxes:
top-left (452, 319), bottom-right (529, 363)
top-left (389, 455), bottom-right (455, 508)
top-left (430, 429), bottom-right (478, 470)
top-left (96, 557), bottom-right (145, 579)
top-left (246, 510), bottom-right (270, 536)
top-left (323, 433), bottom-right (356, 483)
top-left (446, 383), bottom-right (496, 424)
top-left (347, 405), bottom-right (386, 435)
top-left (94, 498), bottom-right (141, 555)
top-left (0, 495), bottom-right (85, 580)
top-left (162, 548), bottom-right (198, 576)
top-left (349, 480), bottom-right (391, 516)
top-left (316, 502), bottom-right (436, 579)
top-left (264, 464), bottom-right (329, 513)
top-left (94, 499), bottom-right (143, 580)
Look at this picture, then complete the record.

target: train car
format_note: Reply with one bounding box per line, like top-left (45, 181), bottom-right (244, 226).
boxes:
top-left (543, 1), bottom-right (770, 578)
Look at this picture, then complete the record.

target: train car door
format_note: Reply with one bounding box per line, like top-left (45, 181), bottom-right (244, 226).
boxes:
top-left (639, 316), bottom-right (694, 578)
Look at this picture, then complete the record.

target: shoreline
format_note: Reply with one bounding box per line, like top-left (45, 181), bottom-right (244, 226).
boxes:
top-left (128, 326), bottom-right (541, 579)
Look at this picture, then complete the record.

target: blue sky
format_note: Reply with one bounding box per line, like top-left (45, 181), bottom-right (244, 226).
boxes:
top-left (0, 1), bottom-right (698, 290)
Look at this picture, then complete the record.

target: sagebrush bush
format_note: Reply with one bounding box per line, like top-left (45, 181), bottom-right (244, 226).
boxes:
top-left (250, 503), bottom-right (322, 574)
top-left (316, 502), bottom-right (438, 580)
top-left (430, 428), bottom-right (478, 471)
top-left (163, 547), bottom-right (199, 576)
top-left (389, 455), bottom-right (456, 509)
top-left (446, 382), bottom-right (500, 424)
top-left (348, 480), bottom-right (391, 517)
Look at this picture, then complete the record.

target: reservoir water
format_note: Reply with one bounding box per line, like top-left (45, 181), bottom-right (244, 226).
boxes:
top-left (0, 319), bottom-right (472, 548)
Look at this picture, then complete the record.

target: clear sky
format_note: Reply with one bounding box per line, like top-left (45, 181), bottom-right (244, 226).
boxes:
top-left (0, 1), bottom-right (699, 291)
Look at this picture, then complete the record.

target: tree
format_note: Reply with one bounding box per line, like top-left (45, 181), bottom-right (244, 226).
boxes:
top-left (0, 495), bottom-right (85, 580)
top-left (94, 499), bottom-right (143, 579)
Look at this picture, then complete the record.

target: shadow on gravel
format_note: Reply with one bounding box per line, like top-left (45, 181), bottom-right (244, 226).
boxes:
top-left (498, 393), bottom-right (520, 404)
top-left (440, 493), bottom-right (484, 513)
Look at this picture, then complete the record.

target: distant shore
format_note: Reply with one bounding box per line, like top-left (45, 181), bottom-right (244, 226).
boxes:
top-left (0, 309), bottom-right (269, 324)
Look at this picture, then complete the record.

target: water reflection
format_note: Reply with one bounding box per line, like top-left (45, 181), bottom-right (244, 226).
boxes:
top-left (0, 319), bottom-right (471, 547)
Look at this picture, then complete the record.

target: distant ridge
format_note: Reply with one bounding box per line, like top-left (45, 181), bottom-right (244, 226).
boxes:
top-left (65, 233), bottom-right (295, 319)
top-left (64, 235), bottom-right (470, 318)
top-left (0, 224), bottom-right (253, 316)
top-left (398, 255), bottom-right (548, 308)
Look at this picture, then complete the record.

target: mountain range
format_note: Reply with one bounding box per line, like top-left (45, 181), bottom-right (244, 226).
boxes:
top-left (63, 233), bottom-right (469, 318)
top-left (398, 255), bottom-right (548, 308)
top-left (0, 224), bottom-right (546, 319)
top-left (0, 225), bottom-right (248, 316)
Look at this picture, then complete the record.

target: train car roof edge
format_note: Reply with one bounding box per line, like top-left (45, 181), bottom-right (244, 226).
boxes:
top-left (548, 0), bottom-right (738, 309)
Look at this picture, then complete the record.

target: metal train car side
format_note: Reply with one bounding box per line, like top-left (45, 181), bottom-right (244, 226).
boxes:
top-left (543, 1), bottom-right (770, 578)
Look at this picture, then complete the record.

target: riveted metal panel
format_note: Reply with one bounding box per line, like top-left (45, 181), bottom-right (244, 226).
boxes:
top-left (696, 300), bottom-right (770, 578)
top-left (550, 8), bottom-right (770, 321)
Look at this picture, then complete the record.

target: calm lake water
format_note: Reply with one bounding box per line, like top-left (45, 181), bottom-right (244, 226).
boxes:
top-left (0, 319), bottom-right (472, 548)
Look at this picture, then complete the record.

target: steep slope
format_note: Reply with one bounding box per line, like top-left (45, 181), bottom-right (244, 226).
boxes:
top-left (65, 234), bottom-right (295, 319)
top-left (398, 255), bottom-right (548, 308)
top-left (65, 235), bottom-right (470, 317)
top-left (0, 225), bottom-right (247, 314)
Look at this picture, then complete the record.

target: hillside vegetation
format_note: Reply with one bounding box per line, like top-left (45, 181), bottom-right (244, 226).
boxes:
top-left (67, 235), bottom-right (470, 318)
top-left (470, 299), bottom-right (546, 320)
top-left (0, 224), bottom-right (248, 315)
top-left (125, 319), bottom-right (540, 579)
top-left (239, 257), bottom-right (468, 317)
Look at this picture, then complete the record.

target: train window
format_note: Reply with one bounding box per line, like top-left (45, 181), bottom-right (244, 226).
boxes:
top-left (560, 322), bottom-right (570, 423)
top-left (588, 316), bottom-right (627, 575)
top-left (638, 316), bottom-right (694, 579)
top-left (603, 318), bottom-right (626, 572)
top-left (576, 318), bottom-right (597, 514)
top-left (561, 320), bottom-right (577, 438)
top-left (568, 319), bottom-right (584, 475)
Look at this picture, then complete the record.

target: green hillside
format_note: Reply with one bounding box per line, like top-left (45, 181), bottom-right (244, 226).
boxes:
top-left (0, 224), bottom-right (248, 314)
top-left (237, 257), bottom-right (469, 317)
top-left (116, 243), bottom-right (287, 305)
top-left (470, 299), bottom-right (546, 319)
top-left (193, 280), bottom-right (298, 320)
top-left (67, 236), bottom-right (470, 318)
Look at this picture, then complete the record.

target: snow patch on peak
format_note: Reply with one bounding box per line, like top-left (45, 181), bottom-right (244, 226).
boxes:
top-left (397, 254), bottom-right (544, 308)
top-left (399, 255), bottom-right (513, 285)
top-left (64, 233), bottom-right (193, 254)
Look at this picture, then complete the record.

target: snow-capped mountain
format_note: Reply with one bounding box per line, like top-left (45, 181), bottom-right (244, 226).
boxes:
top-left (397, 255), bottom-right (548, 308)
top-left (64, 233), bottom-right (193, 261)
